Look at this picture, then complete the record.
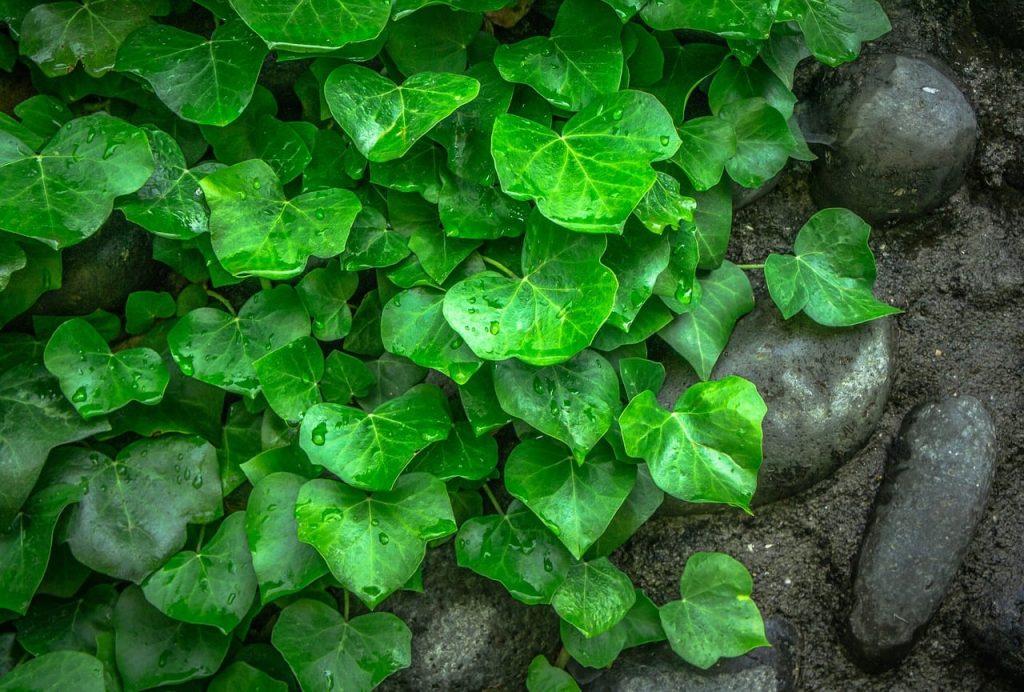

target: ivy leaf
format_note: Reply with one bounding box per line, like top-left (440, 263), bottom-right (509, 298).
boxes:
top-left (0, 483), bottom-right (81, 614)
top-left (19, 0), bottom-right (157, 77)
top-left (526, 654), bottom-right (581, 692)
top-left (14, 584), bottom-right (117, 655)
top-left (673, 116), bottom-right (737, 192)
top-left (491, 90), bottom-right (679, 233)
top-left (765, 208), bottom-right (901, 326)
top-left (0, 114), bottom-right (154, 249)
top-left (632, 170), bottom-right (696, 234)
top-left (560, 589), bottom-right (664, 668)
top-left (438, 174), bottom-right (529, 240)
top-left (443, 211), bottom-right (618, 366)
top-left (199, 159), bottom-right (361, 279)
top-left (386, 5), bottom-right (480, 75)
top-left (342, 208), bottom-right (410, 271)
top-left (124, 290), bottom-right (176, 335)
top-left (113, 585), bottom-right (231, 691)
top-left (603, 221), bottom-right (671, 331)
top-left (619, 377), bottom-right (766, 510)
top-left (298, 383), bottom-right (451, 492)
top-left (246, 472), bottom-right (328, 605)
top-left (0, 363), bottom-right (109, 527)
top-left (229, 0), bottom-right (389, 52)
top-left (407, 421), bottom-right (498, 481)
top-left (457, 363), bottom-right (511, 436)
top-left (168, 286), bottom-right (311, 397)
top-left (253, 337), bottom-right (324, 423)
top-left (272, 600), bottom-right (411, 690)
top-left (552, 557), bottom-right (636, 638)
top-left (506, 438), bottom-right (635, 559)
top-left (141, 512), bottom-right (257, 633)
top-left (709, 57), bottom-right (797, 119)
top-left (659, 552), bottom-right (769, 668)
top-left (321, 351), bottom-right (375, 403)
top-left (0, 235), bottom-right (26, 291)
top-left (297, 263), bottom-right (358, 342)
top-left (208, 662), bottom-right (288, 692)
top-left (64, 436), bottom-right (222, 582)
top-left (407, 225), bottom-right (479, 284)
top-left (648, 43), bottom-right (729, 123)
top-left (494, 351), bottom-right (619, 462)
top-left (657, 262), bottom-right (754, 380)
top-left (455, 500), bottom-right (574, 605)
top-left (43, 318), bottom-right (169, 418)
top-left (779, 0), bottom-right (891, 66)
top-left (494, 0), bottom-right (623, 112)
top-left (585, 465), bottom-right (664, 559)
top-left (116, 20), bottom-right (266, 128)
top-left (294, 473), bottom-right (456, 607)
top-left (720, 97), bottom-right (796, 188)
top-left (369, 139), bottom-right (444, 203)
top-left (641, 0), bottom-right (777, 40)
top-left (325, 64), bottom-right (480, 162)
top-left (619, 358), bottom-right (666, 401)
top-left (0, 651), bottom-right (106, 692)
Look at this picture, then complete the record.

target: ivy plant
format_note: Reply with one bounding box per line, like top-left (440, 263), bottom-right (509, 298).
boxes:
top-left (0, 0), bottom-right (895, 689)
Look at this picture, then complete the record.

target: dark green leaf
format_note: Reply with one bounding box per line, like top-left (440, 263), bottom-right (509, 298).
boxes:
top-left (585, 464), bottom-right (663, 559)
top-left (603, 221), bottom-right (670, 331)
top-left (526, 654), bottom-right (580, 692)
top-left (619, 357), bottom-right (666, 401)
top-left (407, 421), bottom-right (498, 481)
top-left (228, 0), bottom-right (391, 52)
top-left (253, 337), bottom-right (324, 423)
top-left (345, 289), bottom-right (385, 356)
top-left (779, 0), bottom-right (890, 66)
top-left (407, 225), bottom-right (479, 284)
top-left (369, 139), bottom-right (444, 203)
top-left (632, 170), bottom-right (696, 234)
top-left (552, 557), bottom-right (636, 638)
top-left (709, 57), bottom-right (797, 119)
top-left (342, 208), bottom-right (410, 271)
top-left (386, 5), bottom-right (479, 75)
top-left (15, 584), bottom-right (116, 655)
top-left (208, 661), bottom-right (288, 692)
top-left (357, 352), bottom-right (428, 409)
top-left (438, 174), bottom-right (529, 240)
top-left (0, 651), bottom-right (105, 692)
top-left (321, 351), bottom-right (375, 403)
top-left (720, 97), bottom-right (796, 188)
top-left (561, 590), bottom-right (663, 668)
top-left (457, 362), bottom-right (511, 436)
top-left (124, 290), bottom-right (175, 335)
top-left (673, 116), bottom-right (737, 191)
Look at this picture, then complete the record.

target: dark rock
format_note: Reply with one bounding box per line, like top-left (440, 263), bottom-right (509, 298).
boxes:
top-left (379, 544), bottom-right (560, 691)
top-left (846, 397), bottom-right (997, 670)
top-left (971, 0), bottom-right (1024, 47)
top-left (585, 615), bottom-right (798, 691)
top-left (30, 213), bottom-right (163, 317)
top-left (808, 53), bottom-right (978, 224)
top-left (963, 539), bottom-right (1024, 679)
top-left (657, 299), bottom-right (895, 510)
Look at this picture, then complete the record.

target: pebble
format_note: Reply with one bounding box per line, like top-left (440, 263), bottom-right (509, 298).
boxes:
top-left (971, 0), bottom-right (1024, 48)
top-left (808, 53), bottom-right (978, 224)
top-left (657, 299), bottom-right (895, 510)
top-left (846, 397), bottom-right (997, 670)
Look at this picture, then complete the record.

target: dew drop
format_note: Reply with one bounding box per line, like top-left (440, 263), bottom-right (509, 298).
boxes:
top-left (85, 129), bottom-right (96, 143)
top-left (660, 135), bottom-right (671, 146)
top-left (315, 208), bottom-right (326, 220)
top-left (252, 179), bottom-right (261, 189)
top-left (378, 532), bottom-right (390, 545)
top-left (488, 321), bottom-right (501, 335)
top-left (226, 592), bottom-right (237, 604)
top-left (71, 386), bottom-right (87, 402)
top-left (449, 338), bottom-right (462, 349)
top-left (543, 557), bottom-right (554, 572)
top-left (157, 652), bottom-right (169, 668)
top-left (311, 422), bottom-right (328, 446)
top-left (611, 109), bottom-right (623, 121)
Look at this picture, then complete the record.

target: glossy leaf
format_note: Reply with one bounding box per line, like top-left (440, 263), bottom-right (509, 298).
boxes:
top-left (208, 662), bottom-right (288, 692)
top-left (0, 651), bottom-right (105, 692)
top-left (552, 557), bottom-right (636, 638)
top-left (673, 116), bottom-right (737, 191)
top-left (619, 377), bottom-right (766, 510)
top-left (458, 363), bottom-right (511, 436)
top-left (560, 590), bottom-right (664, 668)
top-left (386, 5), bottom-right (479, 75)
top-left (438, 174), bottom-right (529, 240)
top-left (407, 421), bottom-right (498, 481)
top-left (253, 337), bottom-right (324, 423)
top-left (659, 552), bottom-right (769, 668)
top-left (641, 0), bottom-right (776, 40)
top-left (342, 208), bottom-right (410, 271)
top-left (619, 357), bottom-right (666, 401)
top-left (779, 0), bottom-right (891, 66)
top-left (526, 654), bottom-right (580, 692)
top-left (632, 170), bottom-right (696, 234)
top-left (321, 351), bottom-right (375, 403)
top-left (491, 90), bottom-right (680, 233)
top-left (297, 263), bottom-right (358, 342)
top-left (124, 290), bottom-right (176, 335)
top-left (764, 208), bottom-right (901, 326)
top-left (229, 0), bottom-right (390, 52)
top-left (294, 473), bottom-right (456, 607)
top-left (603, 221), bottom-right (671, 331)
top-left (585, 465), bottom-right (664, 559)
top-left (720, 97), bottom-right (796, 188)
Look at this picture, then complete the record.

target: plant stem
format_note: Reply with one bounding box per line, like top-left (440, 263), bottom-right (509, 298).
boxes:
top-left (554, 646), bottom-right (571, 669)
top-left (481, 483), bottom-right (506, 517)
top-left (736, 263), bottom-right (766, 270)
top-left (343, 590), bottom-right (350, 621)
top-left (195, 524), bottom-right (207, 553)
top-left (481, 255), bottom-right (519, 279)
top-left (205, 289), bottom-right (236, 316)
top-left (259, 278), bottom-right (273, 292)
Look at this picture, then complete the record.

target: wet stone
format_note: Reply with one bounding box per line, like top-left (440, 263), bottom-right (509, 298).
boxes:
top-left (846, 397), bottom-right (997, 670)
top-left (657, 299), bottom-right (895, 510)
top-left (807, 53), bottom-right (978, 224)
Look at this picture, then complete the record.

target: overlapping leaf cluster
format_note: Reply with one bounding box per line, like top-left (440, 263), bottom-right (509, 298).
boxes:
top-left (0, 1), bottom-right (896, 689)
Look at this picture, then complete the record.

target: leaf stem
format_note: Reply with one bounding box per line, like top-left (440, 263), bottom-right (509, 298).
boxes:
top-left (554, 646), bottom-right (571, 669)
top-left (481, 483), bottom-right (506, 518)
top-left (343, 590), bottom-right (350, 621)
top-left (259, 278), bottom-right (273, 292)
top-left (481, 256), bottom-right (519, 280)
top-left (205, 289), bottom-right (236, 316)
top-left (736, 263), bottom-right (765, 270)
top-left (195, 524), bottom-right (207, 553)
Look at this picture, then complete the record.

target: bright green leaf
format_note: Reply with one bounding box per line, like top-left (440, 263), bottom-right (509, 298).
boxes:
top-left (407, 421), bottom-right (498, 481)
top-left (618, 357), bottom-right (666, 401)
top-left (526, 654), bottom-right (580, 692)
top-left (560, 589), bottom-right (664, 668)
top-left (780, 0), bottom-right (890, 66)
top-left (253, 337), bottom-right (324, 422)
top-left (720, 97), bottom-right (796, 188)
top-left (229, 0), bottom-right (390, 52)
top-left (673, 116), bottom-right (737, 191)
top-left (552, 557), bottom-right (636, 638)
top-left (298, 264), bottom-right (357, 342)
top-left (641, 0), bottom-right (776, 40)
top-left (632, 170), bottom-right (696, 234)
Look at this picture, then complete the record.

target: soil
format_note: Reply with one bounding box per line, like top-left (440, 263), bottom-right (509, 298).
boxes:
top-left (614, 1), bottom-right (1024, 689)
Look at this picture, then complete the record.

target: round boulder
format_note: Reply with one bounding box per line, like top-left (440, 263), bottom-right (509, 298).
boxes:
top-left (809, 53), bottom-right (978, 224)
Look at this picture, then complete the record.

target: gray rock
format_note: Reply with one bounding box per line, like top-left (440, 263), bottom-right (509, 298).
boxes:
top-left (656, 299), bottom-right (895, 510)
top-left (379, 544), bottom-right (560, 691)
top-left (846, 397), bottom-right (997, 670)
top-left (808, 53), bottom-right (978, 224)
top-left (963, 540), bottom-right (1024, 679)
top-left (971, 0), bottom-right (1024, 47)
top-left (732, 174), bottom-right (780, 211)
top-left (585, 615), bottom-right (798, 691)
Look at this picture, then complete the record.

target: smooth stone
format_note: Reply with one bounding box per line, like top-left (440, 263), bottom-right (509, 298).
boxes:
top-left (808, 53), bottom-right (978, 224)
top-left (584, 615), bottom-right (798, 691)
top-left (731, 174), bottom-right (781, 211)
top-left (656, 299), bottom-right (895, 510)
top-left (846, 397), bottom-right (997, 671)
top-left (963, 539), bottom-right (1024, 679)
top-left (379, 544), bottom-right (560, 691)
top-left (971, 0), bottom-right (1024, 47)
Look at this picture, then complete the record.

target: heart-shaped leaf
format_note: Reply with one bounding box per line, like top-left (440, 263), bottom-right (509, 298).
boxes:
top-left (560, 589), bottom-right (664, 668)
top-left (632, 170), bottom-right (696, 234)
top-left (14, 584), bottom-right (117, 655)
top-left (526, 655), bottom-right (581, 692)
top-left (253, 337), bottom-right (324, 423)
top-left (779, 0), bottom-right (891, 67)
top-left (720, 97), bottom-right (796, 188)
top-left (294, 473), bottom-right (456, 607)
top-left (228, 0), bottom-right (391, 52)
top-left (552, 557), bottom-right (636, 638)
top-left (407, 421), bottom-right (498, 481)
top-left (0, 651), bottom-right (106, 692)
top-left (672, 116), bottom-right (737, 191)
top-left (641, 0), bottom-right (777, 40)
top-left (491, 90), bottom-right (679, 233)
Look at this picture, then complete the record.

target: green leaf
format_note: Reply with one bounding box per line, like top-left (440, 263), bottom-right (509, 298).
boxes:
top-left (0, 363), bottom-right (109, 527)
top-left (209, 661), bottom-right (288, 692)
top-left (321, 351), bottom-right (375, 403)
top-left (764, 208), bottom-right (901, 326)
top-left (113, 585), bottom-right (230, 691)
top-left (491, 90), bottom-right (679, 233)
top-left (43, 318), bottom-right (169, 418)
top-left (780, 0), bottom-right (891, 66)
top-left (455, 500), bottom-right (574, 605)
top-left (659, 552), bottom-right (769, 668)
top-left (357, 353), bottom-right (426, 409)
top-left (457, 362), bottom-right (511, 436)
top-left (648, 43), bottom-right (729, 123)
top-left (657, 261), bottom-right (754, 380)
top-left (19, 0), bottom-right (157, 77)
top-left (709, 57), bottom-right (797, 119)
top-left (673, 116), bottom-right (737, 191)
top-left (684, 179), bottom-right (733, 271)
top-left (0, 235), bottom-right (26, 291)
top-left (407, 421), bottom-right (498, 481)
top-left (494, 351), bottom-right (619, 462)
top-left (585, 465), bottom-right (663, 559)
top-left (168, 286), bottom-right (311, 397)
top-left (200, 159), bottom-right (361, 279)
top-left (720, 97), bottom-right (796, 188)
top-left (64, 436), bottom-right (222, 582)
top-left (294, 473), bottom-right (456, 607)
top-left (641, 0), bottom-right (776, 40)
top-left (0, 96), bottom-right (72, 152)
top-left (116, 20), bottom-right (267, 126)
top-left (342, 208), bottom-right (410, 271)
top-left (201, 99), bottom-right (312, 184)
top-left (407, 226), bottom-right (479, 284)
top-left (552, 557), bottom-right (636, 638)
top-left (298, 263), bottom-right (358, 342)
top-left (240, 445), bottom-right (318, 485)
top-left (14, 584), bottom-right (116, 655)
top-left (0, 114), bottom-right (154, 249)
top-left (325, 64), bottom-right (480, 162)
top-left (299, 383), bottom-right (451, 491)
top-left (0, 651), bottom-right (105, 692)
top-left (560, 590), bottom-right (664, 668)
top-left (506, 438), bottom-right (635, 559)
top-left (272, 600), bottom-right (411, 690)
top-left (141, 512), bottom-right (257, 633)
top-left (443, 211), bottom-right (618, 365)
top-left (0, 483), bottom-right (81, 614)
top-left (619, 377), bottom-right (766, 510)
top-left (253, 337), bottom-right (324, 423)
top-left (623, 23), bottom-right (664, 87)
top-left (632, 170), bottom-right (696, 234)
top-left (619, 357), bottom-right (666, 401)
top-left (494, 0), bottom-right (622, 112)
top-left (603, 222), bottom-right (670, 331)
top-left (369, 139), bottom-right (444, 203)
top-left (386, 5), bottom-right (480, 75)
top-left (124, 290), bottom-right (176, 335)
top-left (526, 654), bottom-right (581, 692)
top-left (438, 174), bottom-right (529, 240)
top-left (246, 472), bottom-right (328, 605)
top-left (229, 0), bottom-right (391, 52)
